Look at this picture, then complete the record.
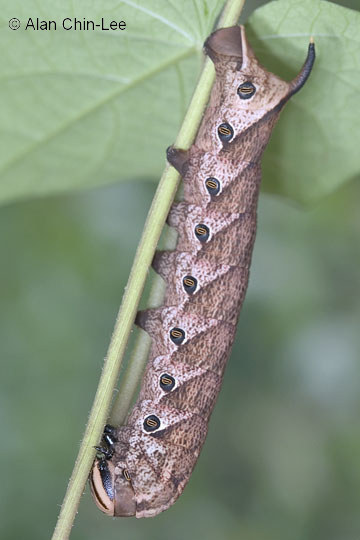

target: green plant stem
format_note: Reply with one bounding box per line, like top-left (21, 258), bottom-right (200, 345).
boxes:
top-left (109, 285), bottom-right (163, 426)
top-left (52, 1), bottom-right (245, 538)
top-left (110, 224), bottom-right (177, 425)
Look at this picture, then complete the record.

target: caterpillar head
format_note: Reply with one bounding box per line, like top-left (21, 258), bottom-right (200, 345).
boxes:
top-left (90, 458), bottom-right (116, 516)
top-left (90, 457), bottom-right (136, 517)
top-left (200, 25), bottom-right (315, 153)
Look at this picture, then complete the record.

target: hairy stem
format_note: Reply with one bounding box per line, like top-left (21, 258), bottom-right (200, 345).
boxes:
top-left (52, 1), bottom-right (246, 538)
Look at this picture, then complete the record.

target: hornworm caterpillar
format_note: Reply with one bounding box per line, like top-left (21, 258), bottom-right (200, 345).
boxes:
top-left (90, 25), bottom-right (315, 518)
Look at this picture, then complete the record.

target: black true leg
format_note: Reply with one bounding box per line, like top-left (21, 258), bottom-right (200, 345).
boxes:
top-left (94, 424), bottom-right (117, 460)
top-left (104, 424), bottom-right (117, 437)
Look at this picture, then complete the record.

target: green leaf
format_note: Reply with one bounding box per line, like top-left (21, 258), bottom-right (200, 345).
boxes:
top-left (0, 0), bottom-right (225, 204)
top-left (0, 0), bottom-right (359, 205)
top-left (247, 0), bottom-right (360, 203)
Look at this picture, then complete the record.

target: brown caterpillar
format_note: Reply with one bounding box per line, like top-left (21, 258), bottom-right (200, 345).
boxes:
top-left (90, 25), bottom-right (315, 518)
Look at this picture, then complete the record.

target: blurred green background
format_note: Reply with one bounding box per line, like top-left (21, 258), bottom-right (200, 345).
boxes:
top-left (1, 177), bottom-right (360, 539)
top-left (1, 0), bottom-right (360, 539)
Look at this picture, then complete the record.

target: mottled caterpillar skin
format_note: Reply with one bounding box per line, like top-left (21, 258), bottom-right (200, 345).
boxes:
top-left (90, 25), bottom-right (315, 518)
